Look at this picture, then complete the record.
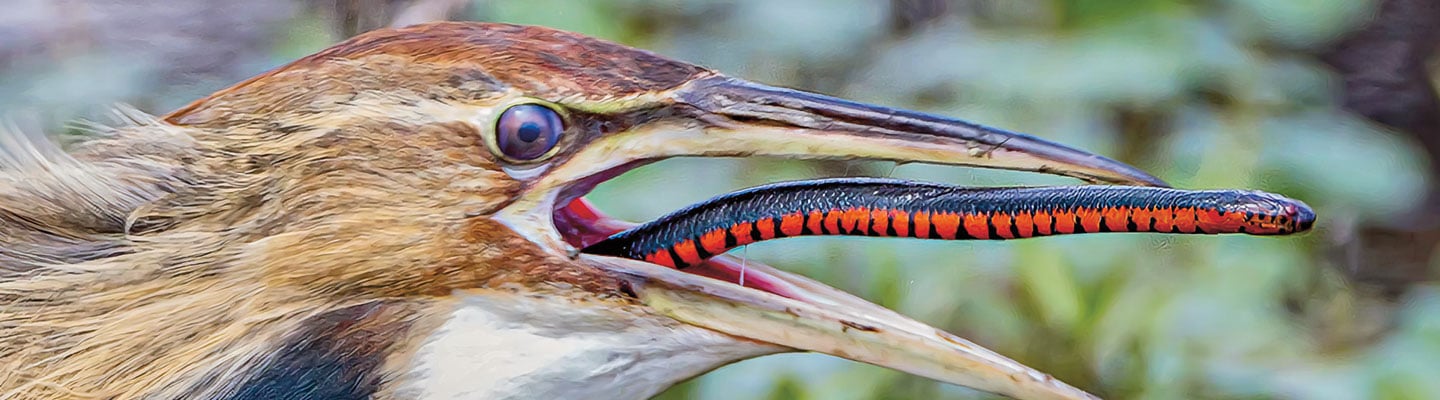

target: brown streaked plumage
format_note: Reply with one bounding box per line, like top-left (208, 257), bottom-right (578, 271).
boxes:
top-left (0, 21), bottom-right (1300, 400)
top-left (167, 23), bottom-right (711, 127)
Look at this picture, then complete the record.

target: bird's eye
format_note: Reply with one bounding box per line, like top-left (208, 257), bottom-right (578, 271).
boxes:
top-left (495, 104), bottom-right (565, 161)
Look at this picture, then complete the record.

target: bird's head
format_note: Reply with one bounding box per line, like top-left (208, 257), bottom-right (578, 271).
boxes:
top-left (151, 22), bottom-right (1175, 399)
top-left (11, 22), bottom-right (1193, 399)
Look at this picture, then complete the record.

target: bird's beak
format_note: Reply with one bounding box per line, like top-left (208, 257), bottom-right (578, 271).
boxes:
top-left (587, 253), bottom-right (1096, 400)
top-left (529, 75), bottom-right (1164, 205)
top-left (497, 74), bottom-right (1162, 400)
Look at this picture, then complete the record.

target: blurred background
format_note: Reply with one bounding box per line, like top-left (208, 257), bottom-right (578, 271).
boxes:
top-left (4, 0), bottom-right (1438, 398)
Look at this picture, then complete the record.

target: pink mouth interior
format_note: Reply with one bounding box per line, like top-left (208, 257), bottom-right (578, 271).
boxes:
top-left (557, 198), bottom-right (804, 299)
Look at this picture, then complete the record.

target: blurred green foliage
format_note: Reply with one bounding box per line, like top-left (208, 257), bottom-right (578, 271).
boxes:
top-left (4, 0), bottom-right (1436, 399)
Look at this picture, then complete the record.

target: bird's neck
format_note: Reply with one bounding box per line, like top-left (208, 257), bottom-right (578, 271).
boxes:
top-left (393, 288), bottom-right (782, 400)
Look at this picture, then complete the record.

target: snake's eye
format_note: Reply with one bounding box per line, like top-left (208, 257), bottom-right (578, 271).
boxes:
top-left (495, 104), bottom-right (564, 161)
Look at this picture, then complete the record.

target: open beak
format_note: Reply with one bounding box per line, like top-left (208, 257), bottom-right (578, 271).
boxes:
top-left (496, 74), bottom-right (1166, 400)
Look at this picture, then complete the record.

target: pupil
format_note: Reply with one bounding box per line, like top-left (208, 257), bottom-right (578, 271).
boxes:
top-left (517, 122), bottom-right (542, 142)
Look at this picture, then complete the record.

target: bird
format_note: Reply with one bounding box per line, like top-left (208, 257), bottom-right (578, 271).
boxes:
top-left (0, 22), bottom-right (1314, 400)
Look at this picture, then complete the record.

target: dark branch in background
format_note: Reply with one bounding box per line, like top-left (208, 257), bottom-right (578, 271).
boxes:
top-left (889, 0), bottom-right (949, 36)
top-left (1322, 0), bottom-right (1440, 188)
top-left (1317, 0), bottom-right (1440, 296)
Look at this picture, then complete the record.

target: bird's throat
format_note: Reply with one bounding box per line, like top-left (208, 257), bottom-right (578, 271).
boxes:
top-left (394, 287), bottom-right (783, 400)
